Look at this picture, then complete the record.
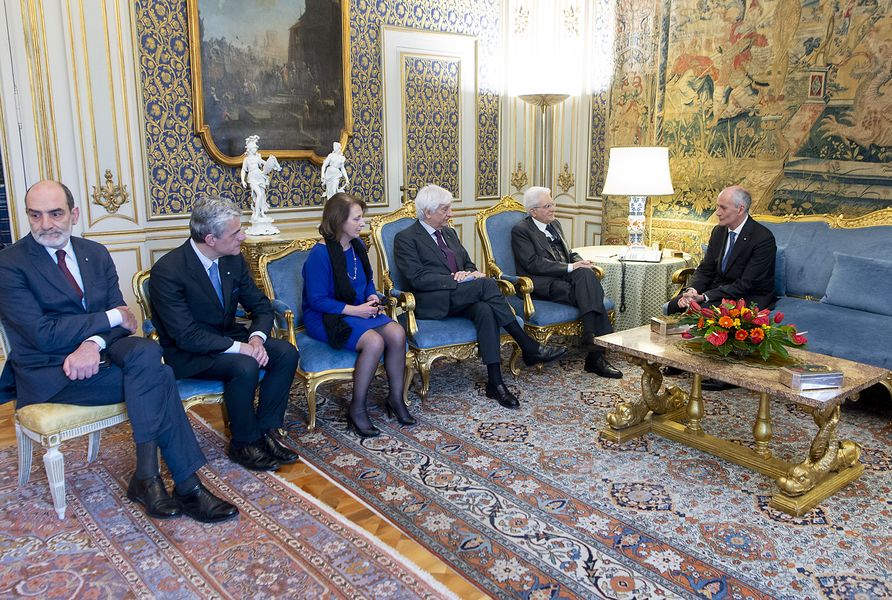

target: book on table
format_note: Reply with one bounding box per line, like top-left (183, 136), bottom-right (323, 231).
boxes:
top-left (778, 364), bottom-right (844, 391)
top-left (619, 247), bottom-right (662, 263)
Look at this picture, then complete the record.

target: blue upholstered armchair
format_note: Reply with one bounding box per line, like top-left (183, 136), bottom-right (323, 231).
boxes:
top-left (475, 196), bottom-right (615, 345)
top-left (258, 237), bottom-right (413, 430)
top-left (369, 201), bottom-right (521, 401)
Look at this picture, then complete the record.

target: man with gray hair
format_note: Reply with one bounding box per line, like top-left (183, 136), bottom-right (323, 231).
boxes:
top-left (668, 185), bottom-right (776, 314)
top-left (511, 187), bottom-right (621, 378)
top-left (150, 196), bottom-right (299, 472)
top-left (394, 184), bottom-right (566, 409)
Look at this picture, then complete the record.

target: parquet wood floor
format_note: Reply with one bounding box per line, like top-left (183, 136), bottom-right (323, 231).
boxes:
top-left (0, 398), bottom-right (489, 599)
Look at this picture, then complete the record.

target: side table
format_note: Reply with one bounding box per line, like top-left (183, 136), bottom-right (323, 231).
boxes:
top-left (574, 245), bottom-right (693, 331)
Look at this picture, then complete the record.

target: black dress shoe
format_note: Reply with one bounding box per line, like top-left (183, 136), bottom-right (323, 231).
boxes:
top-left (662, 366), bottom-right (684, 376)
top-left (262, 433), bottom-right (299, 464)
top-left (584, 353), bottom-right (623, 378)
top-left (485, 383), bottom-right (520, 408)
top-left (522, 345), bottom-right (567, 367)
top-left (228, 443), bottom-right (281, 471)
top-left (700, 378), bottom-right (737, 391)
top-left (174, 482), bottom-right (239, 524)
top-left (127, 475), bottom-right (181, 518)
top-left (346, 415), bottom-right (381, 438)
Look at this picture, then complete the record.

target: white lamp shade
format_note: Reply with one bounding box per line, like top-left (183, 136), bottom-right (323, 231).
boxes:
top-left (601, 146), bottom-right (674, 196)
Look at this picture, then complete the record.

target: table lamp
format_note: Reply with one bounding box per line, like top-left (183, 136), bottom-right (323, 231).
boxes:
top-left (601, 146), bottom-right (674, 246)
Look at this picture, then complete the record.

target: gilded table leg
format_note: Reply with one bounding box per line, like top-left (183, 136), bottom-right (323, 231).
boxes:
top-left (752, 392), bottom-right (773, 459)
top-left (770, 402), bottom-right (863, 516)
top-left (685, 374), bottom-right (704, 435)
top-left (602, 359), bottom-right (687, 442)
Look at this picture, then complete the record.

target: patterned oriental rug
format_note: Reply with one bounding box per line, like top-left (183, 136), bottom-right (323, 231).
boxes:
top-left (284, 350), bottom-right (892, 600)
top-left (0, 416), bottom-right (456, 599)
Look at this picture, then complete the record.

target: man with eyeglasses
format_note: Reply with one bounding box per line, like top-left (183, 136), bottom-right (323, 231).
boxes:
top-left (511, 187), bottom-right (622, 378)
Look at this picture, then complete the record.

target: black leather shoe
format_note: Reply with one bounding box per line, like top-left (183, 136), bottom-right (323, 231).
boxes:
top-left (174, 482), bottom-right (239, 524)
top-left (522, 345), bottom-right (567, 367)
top-left (127, 475), bottom-right (181, 518)
top-left (262, 433), bottom-right (299, 464)
top-left (228, 443), bottom-right (281, 471)
top-left (584, 354), bottom-right (623, 378)
top-left (485, 383), bottom-right (520, 409)
top-left (662, 366), bottom-right (684, 376)
top-left (701, 378), bottom-right (737, 391)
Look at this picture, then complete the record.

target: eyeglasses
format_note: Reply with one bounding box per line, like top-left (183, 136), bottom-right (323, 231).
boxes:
top-left (533, 203), bottom-right (555, 210)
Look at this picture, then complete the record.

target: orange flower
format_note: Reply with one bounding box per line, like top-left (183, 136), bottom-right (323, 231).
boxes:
top-left (735, 329), bottom-right (748, 341)
top-left (729, 308), bottom-right (740, 317)
top-left (697, 317), bottom-right (705, 328)
top-left (750, 328), bottom-right (765, 343)
top-left (718, 316), bottom-right (734, 328)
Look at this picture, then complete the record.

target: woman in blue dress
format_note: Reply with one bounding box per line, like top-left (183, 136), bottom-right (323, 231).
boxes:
top-left (302, 193), bottom-right (415, 437)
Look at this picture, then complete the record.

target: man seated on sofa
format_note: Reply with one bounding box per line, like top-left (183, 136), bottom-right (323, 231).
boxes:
top-left (0, 180), bottom-right (237, 523)
top-left (394, 184), bottom-right (566, 410)
top-left (667, 185), bottom-right (777, 389)
top-left (668, 185), bottom-right (776, 314)
top-left (511, 186), bottom-right (622, 378)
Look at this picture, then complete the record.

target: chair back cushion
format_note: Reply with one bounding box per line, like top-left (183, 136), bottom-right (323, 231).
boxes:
top-left (379, 217), bottom-right (417, 291)
top-left (484, 210), bottom-right (525, 276)
top-left (265, 247), bottom-right (312, 328)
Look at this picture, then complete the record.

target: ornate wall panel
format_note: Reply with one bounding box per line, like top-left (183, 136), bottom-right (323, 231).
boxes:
top-left (402, 56), bottom-right (461, 196)
top-left (601, 0), bottom-right (892, 249)
top-left (134, 0), bottom-right (500, 217)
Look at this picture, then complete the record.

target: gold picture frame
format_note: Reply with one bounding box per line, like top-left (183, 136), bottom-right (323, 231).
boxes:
top-left (186, 0), bottom-right (353, 167)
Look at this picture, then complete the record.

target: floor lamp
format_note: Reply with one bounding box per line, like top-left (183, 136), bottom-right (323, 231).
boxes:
top-left (519, 93), bottom-right (569, 187)
top-left (601, 147), bottom-right (674, 246)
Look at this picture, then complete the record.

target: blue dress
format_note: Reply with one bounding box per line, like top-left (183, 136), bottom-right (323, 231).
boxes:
top-left (301, 243), bottom-right (393, 351)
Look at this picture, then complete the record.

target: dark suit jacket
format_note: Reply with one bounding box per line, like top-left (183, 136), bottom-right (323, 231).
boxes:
top-left (0, 234), bottom-right (132, 406)
top-left (393, 221), bottom-right (476, 320)
top-left (511, 216), bottom-right (581, 292)
top-left (689, 216), bottom-right (777, 310)
top-left (149, 240), bottom-right (274, 379)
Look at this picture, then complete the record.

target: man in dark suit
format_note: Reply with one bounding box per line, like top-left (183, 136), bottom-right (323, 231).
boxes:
top-left (0, 180), bottom-right (237, 523)
top-left (667, 186), bottom-right (776, 314)
top-left (511, 187), bottom-right (622, 378)
top-left (149, 196), bottom-right (299, 472)
top-left (394, 184), bottom-right (566, 409)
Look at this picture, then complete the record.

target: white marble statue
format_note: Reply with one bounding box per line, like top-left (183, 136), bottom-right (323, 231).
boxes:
top-left (321, 141), bottom-right (349, 199)
top-left (241, 135), bottom-right (281, 235)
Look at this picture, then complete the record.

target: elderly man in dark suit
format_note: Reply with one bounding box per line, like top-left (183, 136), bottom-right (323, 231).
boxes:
top-left (150, 197), bottom-right (299, 472)
top-left (0, 180), bottom-right (237, 523)
top-left (668, 186), bottom-right (776, 314)
top-left (394, 184), bottom-right (565, 409)
top-left (511, 187), bottom-right (622, 378)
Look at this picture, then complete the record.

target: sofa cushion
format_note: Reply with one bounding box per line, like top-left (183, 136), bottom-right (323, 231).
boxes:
top-left (774, 246), bottom-right (786, 298)
top-left (821, 253), bottom-right (892, 317)
top-left (774, 297), bottom-right (892, 369)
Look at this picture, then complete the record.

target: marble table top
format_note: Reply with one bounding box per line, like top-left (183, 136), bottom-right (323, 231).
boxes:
top-left (594, 325), bottom-right (889, 409)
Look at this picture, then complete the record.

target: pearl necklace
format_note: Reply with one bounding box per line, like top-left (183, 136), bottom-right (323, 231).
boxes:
top-left (348, 246), bottom-right (358, 280)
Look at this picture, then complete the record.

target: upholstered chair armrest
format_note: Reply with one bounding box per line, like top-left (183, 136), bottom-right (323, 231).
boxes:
top-left (512, 276), bottom-right (536, 319)
top-left (390, 288), bottom-right (418, 337)
top-left (593, 265), bottom-right (605, 280)
top-left (671, 267), bottom-right (696, 288)
top-left (494, 278), bottom-right (515, 297)
top-left (270, 299), bottom-right (296, 347)
top-left (142, 319), bottom-right (159, 341)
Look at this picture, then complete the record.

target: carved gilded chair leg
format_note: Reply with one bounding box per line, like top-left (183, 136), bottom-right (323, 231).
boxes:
top-left (418, 356), bottom-right (433, 402)
top-left (220, 402), bottom-right (231, 438)
top-left (685, 373), bottom-right (704, 434)
top-left (403, 358), bottom-right (415, 407)
top-left (752, 392), bottom-right (773, 459)
top-left (305, 380), bottom-right (317, 431)
top-left (508, 344), bottom-right (521, 377)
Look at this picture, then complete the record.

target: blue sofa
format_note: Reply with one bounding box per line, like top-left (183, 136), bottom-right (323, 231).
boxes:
top-left (760, 218), bottom-right (892, 373)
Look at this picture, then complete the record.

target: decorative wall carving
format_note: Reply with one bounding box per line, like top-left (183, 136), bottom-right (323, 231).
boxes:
top-left (91, 170), bottom-right (130, 214)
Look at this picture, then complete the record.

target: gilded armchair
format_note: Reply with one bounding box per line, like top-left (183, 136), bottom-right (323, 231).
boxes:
top-left (369, 201), bottom-right (520, 401)
top-left (475, 195), bottom-right (615, 346)
top-left (258, 237), bottom-right (413, 430)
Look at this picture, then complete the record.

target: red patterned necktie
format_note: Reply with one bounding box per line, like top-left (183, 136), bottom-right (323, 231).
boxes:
top-left (55, 249), bottom-right (84, 301)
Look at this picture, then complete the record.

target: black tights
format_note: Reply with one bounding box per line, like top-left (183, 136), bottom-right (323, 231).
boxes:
top-left (351, 322), bottom-right (408, 427)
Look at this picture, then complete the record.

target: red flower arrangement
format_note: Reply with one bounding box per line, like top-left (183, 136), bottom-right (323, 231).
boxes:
top-left (678, 298), bottom-right (807, 360)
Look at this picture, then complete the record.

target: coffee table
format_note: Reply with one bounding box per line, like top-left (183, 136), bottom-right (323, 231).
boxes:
top-left (593, 325), bottom-right (890, 516)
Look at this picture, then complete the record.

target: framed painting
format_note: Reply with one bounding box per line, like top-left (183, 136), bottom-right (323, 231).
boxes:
top-left (187, 0), bottom-right (352, 167)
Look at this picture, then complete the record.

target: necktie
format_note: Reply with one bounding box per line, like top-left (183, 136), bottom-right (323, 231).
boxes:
top-left (208, 262), bottom-right (224, 306)
top-left (55, 249), bottom-right (84, 301)
top-left (721, 231), bottom-right (737, 272)
top-left (433, 230), bottom-right (459, 273)
top-left (545, 224), bottom-right (568, 262)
